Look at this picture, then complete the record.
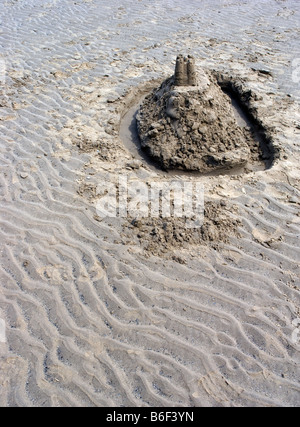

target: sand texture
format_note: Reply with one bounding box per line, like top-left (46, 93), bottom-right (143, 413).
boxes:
top-left (0, 0), bottom-right (300, 407)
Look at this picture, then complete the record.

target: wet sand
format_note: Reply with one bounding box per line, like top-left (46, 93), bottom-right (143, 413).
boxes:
top-left (0, 0), bottom-right (300, 407)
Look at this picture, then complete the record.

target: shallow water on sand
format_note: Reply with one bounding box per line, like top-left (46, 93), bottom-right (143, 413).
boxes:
top-left (0, 0), bottom-right (300, 407)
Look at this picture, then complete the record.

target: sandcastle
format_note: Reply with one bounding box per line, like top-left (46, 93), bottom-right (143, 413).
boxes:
top-left (136, 55), bottom-right (252, 172)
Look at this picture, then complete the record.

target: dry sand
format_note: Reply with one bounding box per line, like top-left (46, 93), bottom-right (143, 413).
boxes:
top-left (0, 0), bottom-right (300, 407)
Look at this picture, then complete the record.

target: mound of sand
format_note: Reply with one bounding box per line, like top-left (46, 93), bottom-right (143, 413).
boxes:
top-left (137, 55), bottom-right (251, 172)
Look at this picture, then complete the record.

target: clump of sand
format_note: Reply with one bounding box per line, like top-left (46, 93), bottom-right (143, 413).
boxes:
top-left (122, 200), bottom-right (241, 257)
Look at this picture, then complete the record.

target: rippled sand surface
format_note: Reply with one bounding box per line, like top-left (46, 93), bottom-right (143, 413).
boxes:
top-left (0, 0), bottom-right (300, 407)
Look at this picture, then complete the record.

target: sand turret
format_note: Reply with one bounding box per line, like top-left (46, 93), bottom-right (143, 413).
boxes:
top-left (174, 55), bottom-right (197, 87)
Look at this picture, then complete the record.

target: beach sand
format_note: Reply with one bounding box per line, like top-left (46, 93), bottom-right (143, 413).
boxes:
top-left (0, 0), bottom-right (299, 407)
